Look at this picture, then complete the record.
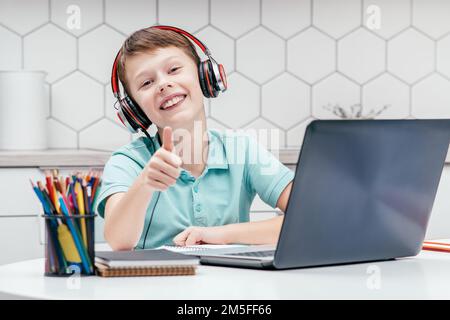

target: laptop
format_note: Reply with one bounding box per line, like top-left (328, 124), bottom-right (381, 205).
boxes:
top-left (197, 119), bottom-right (450, 269)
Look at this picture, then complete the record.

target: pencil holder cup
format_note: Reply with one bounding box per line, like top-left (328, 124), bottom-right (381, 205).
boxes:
top-left (41, 214), bottom-right (96, 277)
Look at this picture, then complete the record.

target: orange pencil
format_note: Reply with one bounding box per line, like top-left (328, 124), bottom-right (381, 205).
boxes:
top-left (45, 173), bottom-right (60, 214)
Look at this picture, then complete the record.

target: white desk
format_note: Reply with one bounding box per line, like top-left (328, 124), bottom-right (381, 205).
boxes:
top-left (1, 250), bottom-right (450, 299)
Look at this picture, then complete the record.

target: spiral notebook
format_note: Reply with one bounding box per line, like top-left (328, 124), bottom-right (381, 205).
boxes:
top-left (95, 249), bottom-right (199, 277)
top-left (95, 262), bottom-right (196, 277)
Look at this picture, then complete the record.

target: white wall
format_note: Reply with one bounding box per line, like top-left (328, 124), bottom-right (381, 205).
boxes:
top-left (1, 0), bottom-right (450, 150)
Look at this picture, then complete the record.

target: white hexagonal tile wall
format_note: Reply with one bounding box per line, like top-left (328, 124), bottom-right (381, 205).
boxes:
top-left (207, 117), bottom-right (230, 133)
top-left (0, 25), bottom-right (21, 70)
top-left (79, 25), bottom-right (125, 84)
top-left (262, 73), bottom-right (310, 129)
top-left (47, 118), bottom-right (77, 148)
top-left (159, 0), bottom-right (208, 33)
top-left (362, 73), bottom-right (409, 119)
top-left (413, 0), bottom-right (450, 39)
top-left (437, 35), bottom-right (450, 78)
top-left (313, 0), bottom-right (361, 39)
top-left (105, 0), bottom-right (156, 35)
top-left (412, 74), bottom-right (450, 119)
top-left (195, 26), bottom-right (235, 72)
top-left (24, 24), bottom-right (76, 83)
top-left (387, 29), bottom-right (434, 84)
top-left (51, 71), bottom-right (103, 130)
top-left (286, 118), bottom-right (314, 147)
top-left (262, 0), bottom-right (310, 38)
top-left (312, 73), bottom-right (360, 118)
top-left (6, 1), bottom-right (450, 151)
top-left (338, 28), bottom-right (385, 84)
top-left (210, 73), bottom-right (259, 128)
top-left (51, 0), bottom-right (103, 36)
top-left (287, 28), bottom-right (335, 84)
top-left (0, 0), bottom-right (48, 35)
top-left (44, 83), bottom-right (50, 117)
top-left (236, 27), bottom-right (285, 84)
top-left (105, 83), bottom-right (123, 127)
top-left (79, 118), bottom-right (131, 151)
top-left (363, 0), bottom-right (410, 39)
top-left (243, 118), bottom-right (286, 149)
top-left (211, 0), bottom-right (259, 38)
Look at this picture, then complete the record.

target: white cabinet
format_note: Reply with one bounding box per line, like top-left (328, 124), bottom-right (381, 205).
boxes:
top-left (0, 167), bottom-right (104, 265)
top-left (2, 162), bottom-right (449, 266)
top-left (0, 217), bottom-right (43, 265)
top-left (426, 166), bottom-right (450, 240)
top-left (0, 169), bottom-right (44, 216)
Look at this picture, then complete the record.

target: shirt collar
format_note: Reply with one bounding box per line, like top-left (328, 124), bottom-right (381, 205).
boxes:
top-left (206, 129), bottom-right (229, 170)
top-left (149, 129), bottom-right (228, 170)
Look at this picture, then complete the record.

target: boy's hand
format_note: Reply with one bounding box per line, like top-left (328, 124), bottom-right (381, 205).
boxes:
top-left (173, 226), bottom-right (229, 246)
top-left (141, 126), bottom-right (182, 191)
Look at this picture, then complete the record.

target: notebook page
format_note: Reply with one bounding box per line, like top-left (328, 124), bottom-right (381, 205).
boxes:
top-left (160, 244), bottom-right (247, 253)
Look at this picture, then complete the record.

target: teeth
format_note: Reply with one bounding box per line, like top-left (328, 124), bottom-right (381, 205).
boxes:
top-left (161, 95), bottom-right (185, 109)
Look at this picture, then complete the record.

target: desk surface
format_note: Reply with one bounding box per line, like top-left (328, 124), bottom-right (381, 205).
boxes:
top-left (1, 250), bottom-right (450, 299)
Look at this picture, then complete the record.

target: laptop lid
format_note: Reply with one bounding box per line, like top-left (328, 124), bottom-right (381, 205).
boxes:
top-left (273, 119), bottom-right (450, 269)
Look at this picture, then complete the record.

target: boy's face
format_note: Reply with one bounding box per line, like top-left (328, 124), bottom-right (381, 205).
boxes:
top-left (125, 46), bottom-right (205, 130)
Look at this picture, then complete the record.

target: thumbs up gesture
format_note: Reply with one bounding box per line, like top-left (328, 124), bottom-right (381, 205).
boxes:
top-left (141, 127), bottom-right (182, 191)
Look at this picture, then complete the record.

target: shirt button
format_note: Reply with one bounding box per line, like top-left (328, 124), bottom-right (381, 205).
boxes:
top-left (197, 218), bottom-right (207, 226)
top-left (193, 185), bottom-right (199, 193)
top-left (195, 204), bottom-right (202, 212)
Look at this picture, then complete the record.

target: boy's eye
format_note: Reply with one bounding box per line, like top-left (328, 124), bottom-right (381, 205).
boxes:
top-left (170, 66), bottom-right (181, 73)
top-left (141, 79), bottom-right (152, 88)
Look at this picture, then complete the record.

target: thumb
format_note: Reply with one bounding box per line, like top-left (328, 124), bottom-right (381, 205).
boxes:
top-left (162, 126), bottom-right (174, 152)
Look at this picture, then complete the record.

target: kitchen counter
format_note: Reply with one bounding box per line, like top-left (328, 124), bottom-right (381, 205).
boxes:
top-left (0, 148), bottom-right (301, 168)
top-left (0, 149), bottom-right (111, 168)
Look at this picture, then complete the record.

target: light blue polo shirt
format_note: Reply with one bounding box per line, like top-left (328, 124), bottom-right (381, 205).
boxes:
top-left (93, 129), bottom-right (294, 249)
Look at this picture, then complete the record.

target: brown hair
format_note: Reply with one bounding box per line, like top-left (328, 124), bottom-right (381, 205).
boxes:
top-left (117, 27), bottom-right (201, 95)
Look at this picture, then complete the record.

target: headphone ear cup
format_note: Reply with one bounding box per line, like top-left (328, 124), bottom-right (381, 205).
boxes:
top-left (198, 61), bottom-right (211, 98)
top-left (204, 60), bottom-right (219, 98)
top-left (124, 95), bottom-right (152, 129)
top-left (217, 64), bottom-right (227, 91)
top-left (207, 60), bottom-right (219, 95)
top-left (118, 101), bottom-right (141, 133)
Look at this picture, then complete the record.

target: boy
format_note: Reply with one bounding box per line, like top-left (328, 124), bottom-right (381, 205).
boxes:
top-left (94, 26), bottom-right (294, 251)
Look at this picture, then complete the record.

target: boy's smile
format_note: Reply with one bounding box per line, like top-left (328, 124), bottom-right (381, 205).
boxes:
top-left (159, 93), bottom-right (187, 111)
top-left (125, 46), bottom-right (205, 130)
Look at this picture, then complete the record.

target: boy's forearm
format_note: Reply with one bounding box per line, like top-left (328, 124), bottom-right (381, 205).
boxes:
top-left (104, 173), bottom-right (154, 250)
top-left (222, 215), bottom-right (284, 245)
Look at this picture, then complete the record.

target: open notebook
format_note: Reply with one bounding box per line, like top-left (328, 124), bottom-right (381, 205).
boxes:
top-left (160, 244), bottom-right (248, 255)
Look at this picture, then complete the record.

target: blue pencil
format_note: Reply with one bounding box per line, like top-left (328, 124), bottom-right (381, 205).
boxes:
top-left (58, 196), bottom-right (92, 274)
top-left (31, 180), bottom-right (70, 273)
top-left (30, 181), bottom-right (58, 272)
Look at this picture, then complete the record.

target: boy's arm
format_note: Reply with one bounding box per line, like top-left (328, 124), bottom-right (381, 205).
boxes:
top-left (173, 182), bottom-right (293, 246)
top-left (104, 172), bottom-right (155, 251)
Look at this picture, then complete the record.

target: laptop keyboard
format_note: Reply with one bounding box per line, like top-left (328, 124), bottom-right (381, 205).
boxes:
top-left (228, 250), bottom-right (276, 257)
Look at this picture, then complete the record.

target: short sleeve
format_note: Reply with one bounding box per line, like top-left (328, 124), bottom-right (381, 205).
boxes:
top-left (93, 153), bottom-right (142, 218)
top-left (244, 136), bottom-right (295, 208)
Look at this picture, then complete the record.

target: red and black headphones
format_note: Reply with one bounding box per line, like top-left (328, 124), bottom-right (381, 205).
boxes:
top-left (111, 25), bottom-right (228, 135)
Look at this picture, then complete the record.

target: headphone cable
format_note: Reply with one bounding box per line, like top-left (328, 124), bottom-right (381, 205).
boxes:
top-left (139, 127), bottom-right (161, 249)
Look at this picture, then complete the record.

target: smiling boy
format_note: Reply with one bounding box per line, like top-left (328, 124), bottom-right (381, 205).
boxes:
top-left (94, 26), bottom-right (294, 250)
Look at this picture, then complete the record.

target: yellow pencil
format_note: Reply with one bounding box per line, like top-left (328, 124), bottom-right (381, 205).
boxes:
top-left (75, 180), bottom-right (88, 248)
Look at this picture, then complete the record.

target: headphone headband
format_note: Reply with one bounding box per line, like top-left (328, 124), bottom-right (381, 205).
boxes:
top-left (111, 25), bottom-right (211, 99)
